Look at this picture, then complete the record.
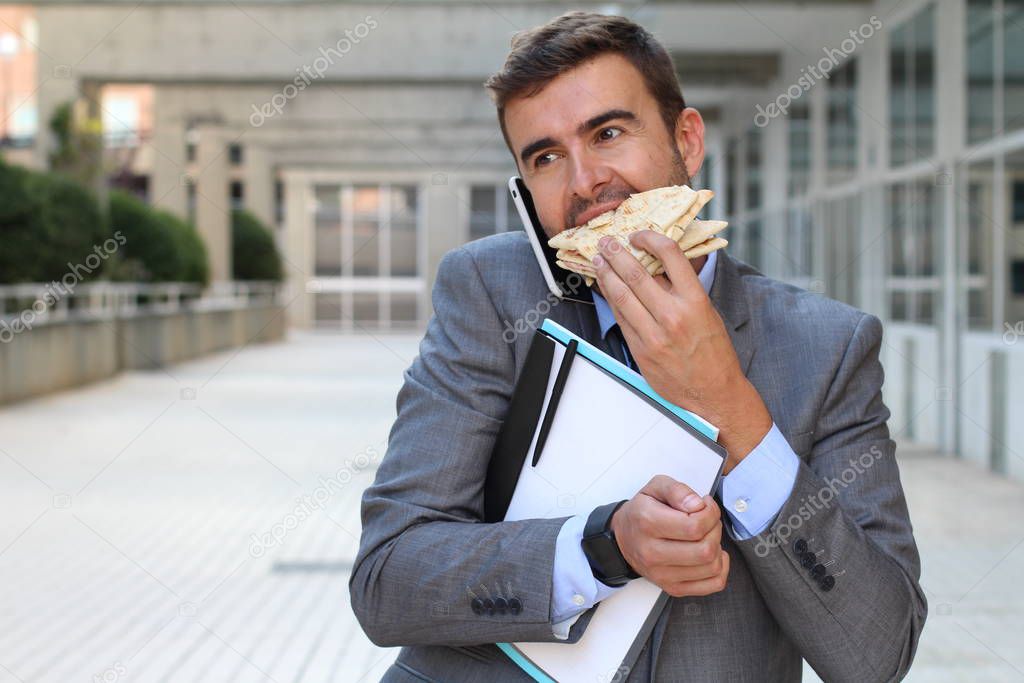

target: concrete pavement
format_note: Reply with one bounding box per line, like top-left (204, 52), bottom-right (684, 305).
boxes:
top-left (0, 332), bottom-right (1020, 682)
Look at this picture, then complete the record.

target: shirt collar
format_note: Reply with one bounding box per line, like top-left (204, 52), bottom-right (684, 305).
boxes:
top-left (591, 249), bottom-right (718, 340)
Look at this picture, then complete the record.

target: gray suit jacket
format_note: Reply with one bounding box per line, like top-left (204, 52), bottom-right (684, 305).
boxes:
top-left (350, 231), bottom-right (927, 682)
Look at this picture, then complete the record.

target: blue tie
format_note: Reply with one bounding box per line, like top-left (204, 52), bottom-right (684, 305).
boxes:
top-left (606, 324), bottom-right (637, 372)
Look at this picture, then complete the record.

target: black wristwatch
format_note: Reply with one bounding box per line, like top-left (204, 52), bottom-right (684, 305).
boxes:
top-left (581, 500), bottom-right (640, 587)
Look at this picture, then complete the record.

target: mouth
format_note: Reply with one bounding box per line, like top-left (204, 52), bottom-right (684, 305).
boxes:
top-left (572, 200), bottom-right (625, 229)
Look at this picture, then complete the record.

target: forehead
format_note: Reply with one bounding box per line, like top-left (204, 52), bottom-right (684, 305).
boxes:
top-left (503, 52), bottom-right (652, 145)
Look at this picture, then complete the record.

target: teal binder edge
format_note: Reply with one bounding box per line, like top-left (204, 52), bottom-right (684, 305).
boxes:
top-left (494, 319), bottom-right (720, 682)
top-left (539, 317), bottom-right (719, 442)
top-left (495, 643), bottom-right (556, 683)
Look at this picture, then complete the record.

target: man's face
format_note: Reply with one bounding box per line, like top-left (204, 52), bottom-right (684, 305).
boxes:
top-left (503, 52), bottom-right (705, 240)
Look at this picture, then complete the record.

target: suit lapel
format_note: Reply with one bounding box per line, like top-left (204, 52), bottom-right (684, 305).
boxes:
top-left (709, 250), bottom-right (756, 377)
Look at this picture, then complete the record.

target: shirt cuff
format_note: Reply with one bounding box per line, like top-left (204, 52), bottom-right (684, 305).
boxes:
top-left (719, 422), bottom-right (800, 539)
top-left (549, 510), bottom-right (626, 637)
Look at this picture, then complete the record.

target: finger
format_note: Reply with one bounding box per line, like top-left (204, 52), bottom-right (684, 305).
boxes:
top-left (634, 496), bottom-right (720, 542)
top-left (643, 536), bottom-right (725, 572)
top-left (627, 229), bottom-right (703, 301)
top-left (664, 551), bottom-right (730, 598)
top-left (651, 521), bottom-right (722, 566)
top-left (653, 273), bottom-right (672, 293)
top-left (645, 550), bottom-right (725, 583)
top-left (594, 234), bottom-right (669, 323)
top-left (640, 475), bottom-right (704, 513)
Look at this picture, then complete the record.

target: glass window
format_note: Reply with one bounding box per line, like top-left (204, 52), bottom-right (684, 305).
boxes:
top-left (469, 186), bottom-right (497, 241)
top-left (350, 185), bottom-right (381, 277)
top-left (964, 160), bottom-right (995, 329)
top-left (274, 179), bottom-right (284, 225)
top-left (888, 184), bottom-right (910, 277)
top-left (352, 292), bottom-right (379, 324)
top-left (967, 0), bottom-right (996, 143)
top-left (1005, 0), bottom-right (1024, 134)
top-left (912, 181), bottom-right (936, 277)
top-left (890, 5), bottom-right (936, 166)
top-left (1006, 149), bottom-right (1024, 328)
top-left (230, 180), bottom-right (244, 211)
top-left (314, 185), bottom-right (342, 277)
top-left (314, 293), bottom-right (342, 323)
top-left (468, 184), bottom-right (522, 241)
top-left (186, 183), bottom-right (197, 227)
top-left (747, 218), bottom-right (763, 270)
top-left (725, 138), bottom-right (738, 216)
top-left (694, 154), bottom-right (713, 219)
top-left (390, 293), bottom-right (419, 324)
top-left (788, 102), bottom-right (811, 197)
top-left (311, 181), bottom-right (423, 329)
top-left (886, 177), bottom-right (941, 324)
top-left (745, 128), bottom-right (761, 210)
top-left (1014, 180), bottom-right (1024, 222)
top-left (827, 59), bottom-right (857, 182)
top-left (783, 206), bottom-right (814, 279)
top-left (389, 185), bottom-right (418, 277)
top-left (314, 182), bottom-right (420, 280)
top-left (824, 195), bottom-right (860, 306)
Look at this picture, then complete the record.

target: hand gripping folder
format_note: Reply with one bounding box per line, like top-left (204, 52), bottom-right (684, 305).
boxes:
top-left (483, 319), bottom-right (727, 683)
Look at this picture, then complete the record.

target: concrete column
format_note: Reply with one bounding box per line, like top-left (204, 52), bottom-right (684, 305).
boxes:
top-left (244, 142), bottom-right (276, 229)
top-left (762, 114), bottom-right (788, 277)
top-left (936, 0), bottom-right (967, 454)
top-left (282, 170), bottom-right (313, 328)
top-left (195, 126), bottom-right (231, 284)
top-left (149, 88), bottom-right (188, 217)
top-left (423, 172), bottom-right (462, 317)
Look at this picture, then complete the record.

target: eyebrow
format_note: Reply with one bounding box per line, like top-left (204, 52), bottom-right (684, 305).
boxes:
top-left (518, 108), bottom-right (639, 165)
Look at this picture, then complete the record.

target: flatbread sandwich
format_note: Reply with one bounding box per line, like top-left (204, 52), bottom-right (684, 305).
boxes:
top-left (547, 185), bottom-right (728, 287)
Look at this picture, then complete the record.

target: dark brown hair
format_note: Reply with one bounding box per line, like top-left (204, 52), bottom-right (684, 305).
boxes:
top-left (484, 11), bottom-right (686, 155)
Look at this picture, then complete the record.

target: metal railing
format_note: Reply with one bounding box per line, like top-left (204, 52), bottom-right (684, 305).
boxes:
top-left (0, 281), bottom-right (283, 326)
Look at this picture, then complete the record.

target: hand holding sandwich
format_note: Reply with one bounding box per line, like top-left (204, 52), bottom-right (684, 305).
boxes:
top-left (592, 229), bottom-right (772, 473)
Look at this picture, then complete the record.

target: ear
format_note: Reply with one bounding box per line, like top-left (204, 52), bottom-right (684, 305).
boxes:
top-left (673, 107), bottom-right (706, 181)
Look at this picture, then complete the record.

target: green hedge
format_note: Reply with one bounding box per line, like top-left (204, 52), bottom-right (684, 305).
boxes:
top-left (108, 190), bottom-right (209, 285)
top-left (232, 209), bottom-right (283, 281)
top-left (0, 159), bottom-right (109, 284)
top-left (1, 158), bottom-right (285, 287)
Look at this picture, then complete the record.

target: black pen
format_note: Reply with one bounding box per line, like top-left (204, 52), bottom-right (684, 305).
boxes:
top-left (531, 338), bottom-right (578, 467)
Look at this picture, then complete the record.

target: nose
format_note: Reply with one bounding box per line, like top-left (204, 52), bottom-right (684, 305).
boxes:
top-left (567, 147), bottom-right (613, 202)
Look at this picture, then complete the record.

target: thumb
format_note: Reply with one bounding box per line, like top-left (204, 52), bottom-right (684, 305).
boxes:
top-left (642, 475), bottom-right (705, 513)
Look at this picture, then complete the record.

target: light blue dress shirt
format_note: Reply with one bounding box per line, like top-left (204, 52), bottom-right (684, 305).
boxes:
top-left (549, 249), bottom-right (800, 637)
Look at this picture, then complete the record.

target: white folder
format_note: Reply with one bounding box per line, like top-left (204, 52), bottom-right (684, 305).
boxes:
top-left (493, 319), bottom-right (726, 683)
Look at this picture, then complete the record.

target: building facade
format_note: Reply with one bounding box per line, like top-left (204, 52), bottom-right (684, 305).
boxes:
top-left (7, 0), bottom-right (1023, 476)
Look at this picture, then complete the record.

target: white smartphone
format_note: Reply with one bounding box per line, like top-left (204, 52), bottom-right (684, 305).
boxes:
top-left (508, 176), bottom-right (589, 302)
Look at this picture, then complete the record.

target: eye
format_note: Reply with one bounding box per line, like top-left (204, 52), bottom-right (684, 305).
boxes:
top-left (534, 151), bottom-right (559, 168)
top-left (597, 127), bottom-right (623, 142)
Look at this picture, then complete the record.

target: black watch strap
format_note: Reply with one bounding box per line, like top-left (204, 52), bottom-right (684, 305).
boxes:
top-left (582, 499), bottom-right (640, 586)
top-left (584, 499), bottom-right (627, 537)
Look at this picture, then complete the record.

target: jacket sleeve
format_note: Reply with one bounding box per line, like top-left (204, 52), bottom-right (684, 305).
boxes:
top-left (348, 245), bottom-right (596, 647)
top-left (727, 313), bottom-right (927, 682)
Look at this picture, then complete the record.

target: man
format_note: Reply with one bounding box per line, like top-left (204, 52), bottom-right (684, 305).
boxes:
top-left (351, 11), bottom-right (926, 682)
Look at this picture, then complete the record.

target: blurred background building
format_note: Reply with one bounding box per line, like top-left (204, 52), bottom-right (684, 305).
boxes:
top-left (1, 0), bottom-right (1022, 475)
